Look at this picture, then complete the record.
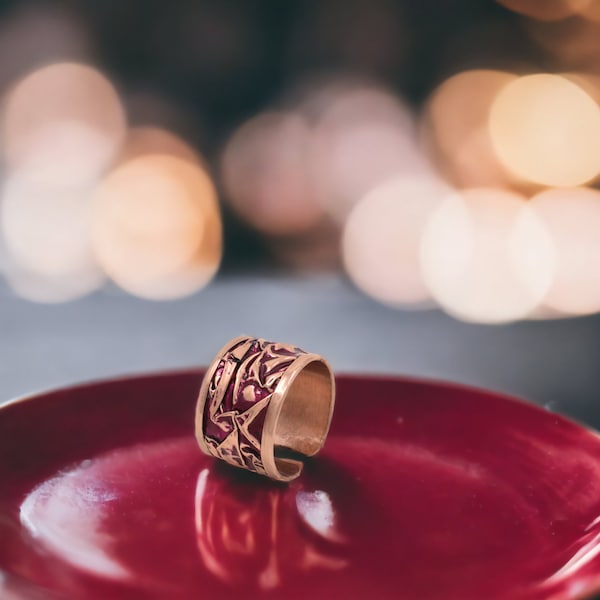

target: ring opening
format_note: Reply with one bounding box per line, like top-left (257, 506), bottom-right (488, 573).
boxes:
top-left (273, 359), bottom-right (333, 477)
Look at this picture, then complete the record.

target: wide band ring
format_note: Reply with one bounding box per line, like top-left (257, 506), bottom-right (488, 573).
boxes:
top-left (195, 336), bottom-right (335, 482)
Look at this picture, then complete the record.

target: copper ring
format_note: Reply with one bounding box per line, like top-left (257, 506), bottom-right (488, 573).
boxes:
top-left (195, 336), bottom-right (335, 482)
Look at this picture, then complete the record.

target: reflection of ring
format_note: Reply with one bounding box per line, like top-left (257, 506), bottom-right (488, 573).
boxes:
top-left (195, 336), bottom-right (335, 482)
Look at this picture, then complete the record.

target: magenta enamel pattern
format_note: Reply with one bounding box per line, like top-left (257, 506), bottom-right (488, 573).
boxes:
top-left (202, 337), bottom-right (307, 474)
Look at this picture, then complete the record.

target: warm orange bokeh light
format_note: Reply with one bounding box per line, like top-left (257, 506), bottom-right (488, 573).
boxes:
top-left (1, 62), bottom-right (126, 184)
top-left (530, 187), bottom-right (600, 315)
top-left (420, 188), bottom-right (555, 323)
top-left (489, 74), bottom-right (600, 187)
top-left (343, 176), bottom-right (448, 306)
top-left (92, 155), bottom-right (221, 300)
top-left (579, 1), bottom-right (600, 22)
top-left (560, 72), bottom-right (600, 104)
top-left (423, 69), bottom-right (517, 188)
top-left (120, 126), bottom-right (201, 165)
top-left (497, 0), bottom-right (591, 21)
top-left (221, 111), bottom-right (323, 236)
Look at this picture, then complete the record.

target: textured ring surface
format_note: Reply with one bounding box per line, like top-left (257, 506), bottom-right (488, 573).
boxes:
top-left (195, 336), bottom-right (335, 482)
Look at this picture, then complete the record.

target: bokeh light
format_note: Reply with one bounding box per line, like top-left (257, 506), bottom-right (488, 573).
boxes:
top-left (1, 170), bottom-right (98, 278)
top-left (423, 69), bottom-right (517, 188)
top-left (420, 188), bottom-right (555, 323)
top-left (119, 126), bottom-right (201, 165)
top-left (497, 0), bottom-right (591, 21)
top-left (309, 83), bottom-right (427, 221)
top-left (579, 1), bottom-right (600, 23)
top-left (0, 169), bottom-right (104, 302)
top-left (530, 187), bottom-right (600, 315)
top-left (343, 176), bottom-right (449, 306)
top-left (221, 111), bottom-right (323, 236)
top-left (489, 74), bottom-right (600, 187)
top-left (560, 72), bottom-right (600, 103)
top-left (1, 62), bottom-right (126, 184)
top-left (1, 263), bottom-right (104, 304)
top-left (92, 155), bottom-right (222, 300)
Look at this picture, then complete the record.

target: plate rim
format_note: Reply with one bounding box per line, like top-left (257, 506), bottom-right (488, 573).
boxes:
top-left (1, 368), bottom-right (598, 441)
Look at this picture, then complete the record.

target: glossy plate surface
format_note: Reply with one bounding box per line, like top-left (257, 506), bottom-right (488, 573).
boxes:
top-left (1, 372), bottom-right (600, 600)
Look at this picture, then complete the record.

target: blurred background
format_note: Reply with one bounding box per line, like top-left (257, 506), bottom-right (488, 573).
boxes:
top-left (1, 0), bottom-right (600, 427)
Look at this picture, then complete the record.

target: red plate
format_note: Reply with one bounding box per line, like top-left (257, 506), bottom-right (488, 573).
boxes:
top-left (1, 372), bottom-right (600, 600)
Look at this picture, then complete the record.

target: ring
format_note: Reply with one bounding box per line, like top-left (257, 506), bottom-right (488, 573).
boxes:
top-left (195, 336), bottom-right (335, 482)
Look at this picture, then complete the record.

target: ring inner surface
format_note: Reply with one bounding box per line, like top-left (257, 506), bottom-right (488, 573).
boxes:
top-left (273, 360), bottom-right (332, 476)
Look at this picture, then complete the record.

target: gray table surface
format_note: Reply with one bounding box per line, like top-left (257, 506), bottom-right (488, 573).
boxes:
top-left (1, 274), bottom-right (599, 429)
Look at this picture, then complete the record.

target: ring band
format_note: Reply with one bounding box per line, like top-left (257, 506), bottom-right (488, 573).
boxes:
top-left (195, 336), bottom-right (335, 482)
